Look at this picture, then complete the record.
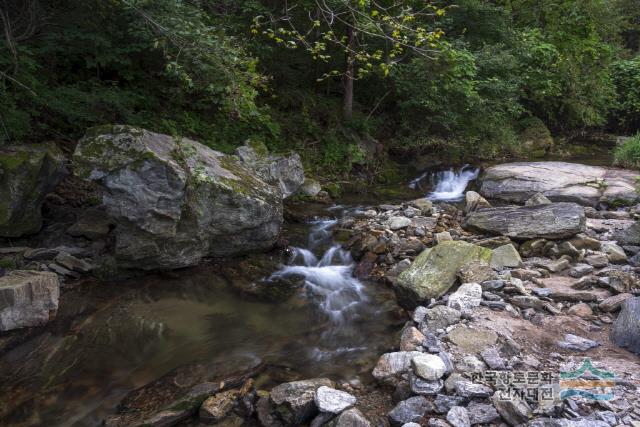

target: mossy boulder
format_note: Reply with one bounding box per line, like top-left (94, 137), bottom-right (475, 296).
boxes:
top-left (517, 117), bottom-right (553, 157)
top-left (395, 241), bottom-right (492, 309)
top-left (0, 143), bottom-right (66, 237)
top-left (73, 125), bottom-right (283, 270)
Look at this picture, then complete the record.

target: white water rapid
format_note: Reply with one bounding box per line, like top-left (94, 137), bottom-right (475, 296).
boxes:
top-left (411, 165), bottom-right (480, 202)
top-left (270, 215), bottom-right (372, 359)
top-left (271, 219), bottom-right (367, 326)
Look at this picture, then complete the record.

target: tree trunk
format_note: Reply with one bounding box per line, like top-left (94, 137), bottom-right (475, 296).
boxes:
top-left (342, 26), bottom-right (355, 121)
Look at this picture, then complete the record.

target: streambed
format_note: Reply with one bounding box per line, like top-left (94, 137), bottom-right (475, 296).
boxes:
top-left (0, 206), bottom-right (403, 427)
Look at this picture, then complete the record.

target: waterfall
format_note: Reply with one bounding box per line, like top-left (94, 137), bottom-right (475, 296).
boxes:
top-left (271, 219), bottom-right (366, 326)
top-left (414, 165), bottom-right (479, 202)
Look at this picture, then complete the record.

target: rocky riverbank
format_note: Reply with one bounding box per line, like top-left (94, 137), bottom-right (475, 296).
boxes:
top-left (96, 164), bottom-right (640, 427)
top-left (1, 144), bottom-right (640, 427)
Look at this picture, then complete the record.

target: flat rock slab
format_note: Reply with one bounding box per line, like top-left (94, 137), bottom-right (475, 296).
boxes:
top-left (479, 162), bottom-right (639, 207)
top-left (464, 203), bottom-right (585, 240)
top-left (538, 276), bottom-right (610, 302)
top-left (447, 325), bottom-right (498, 353)
top-left (0, 270), bottom-right (60, 331)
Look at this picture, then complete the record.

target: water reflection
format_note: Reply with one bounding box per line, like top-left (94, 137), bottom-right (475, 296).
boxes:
top-left (0, 215), bottom-right (400, 426)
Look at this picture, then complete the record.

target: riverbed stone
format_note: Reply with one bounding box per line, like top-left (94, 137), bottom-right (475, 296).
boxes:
top-left (454, 380), bottom-right (493, 398)
top-left (465, 191), bottom-right (491, 213)
top-left (0, 270), bottom-right (60, 331)
top-left (396, 241), bottom-right (492, 309)
top-left (0, 143), bottom-right (66, 237)
top-left (412, 354), bottom-right (446, 381)
top-left (586, 253), bottom-right (609, 268)
top-left (479, 162), bottom-right (639, 207)
top-left (492, 391), bottom-right (532, 426)
top-left (601, 242), bottom-right (627, 263)
top-left (314, 386), bottom-right (356, 414)
top-left (464, 203), bottom-right (586, 240)
top-left (372, 351), bottom-right (424, 384)
top-left (491, 244), bottom-right (523, 269)
top-left (387, 216), bottom-right (412, 230)
top-left (388, 396), bottom-right (432, 426)
top-left (270, 378), bottom-right (334, 425)
top-left (433, 395), bottom-right (468, 414)
top-left (457, 261), bottom-right (494, 284)
top-left (447, 283), bottom-right (482, 312)
top-left (330, 408), bottom-right (371, 427)
top-left (611, 296), bottom-right (640, 353)
top-left (557, 333), bottom-right (599, 351)
top-left (420, 305), bottom-right (462, 331)
top-left (446, 406), bottom-right (470, 427)
top-left (569, 264), bottom-right (594, 278)
top-left (468, 402), bottom-right (500, 425)
top-left (400, 326), bottom-right (426, 351)
top-left (410, 374), bottom-right (444, 396)
top-left (447, 325), bottom-right (498, 353)
top-left (599, 293), bottom-right (632, 312)
top-left (73, 125), bottom-right (283, 271)
top-left (199, 389), bottom-right (238, 424)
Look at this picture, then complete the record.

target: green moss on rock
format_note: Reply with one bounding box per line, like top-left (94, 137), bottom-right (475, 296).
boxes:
top-left (395, 241), bottom-right (493, 309)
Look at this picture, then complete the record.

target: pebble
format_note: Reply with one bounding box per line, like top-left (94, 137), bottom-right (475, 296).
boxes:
top-left (411, 354), bottom-right (446, 381)
top-left (557, 333), bottom-right (599, 351)
top-left (480, 347), bottom-right (508, 370)
top-left (388, 396), bottom-right (432, 426)
top-left (569, 263), bottom-right (594, 278)
top-left (314, 386), bottom-right (356, 414)
top-left (467, 401), bottom-right (500, 425)
top-left (446, 406), bottom-right (471, 427)
top-left (447, 283), bottom-right (482, 312)
top-left (454, 380), bottom-right (493, 398)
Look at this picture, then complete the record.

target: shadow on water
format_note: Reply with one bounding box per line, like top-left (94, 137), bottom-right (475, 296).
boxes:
top-left (0, 207), bottom-right (401, 427)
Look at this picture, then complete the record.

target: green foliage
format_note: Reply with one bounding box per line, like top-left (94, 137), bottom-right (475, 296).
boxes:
top-left (1, 0), bottom-right (639, 180)
top-left (612, 56), bottom-right (640, 132)
top-left (0, 0), bottom-right (277, 150)
top-left (614, 134), bottom-right (640, 169)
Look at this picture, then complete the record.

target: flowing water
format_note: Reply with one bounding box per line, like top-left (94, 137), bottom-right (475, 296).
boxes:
top-left (0, 207), bottom-right (401, 427)
top-left (409, 165), bottom-right (480, 202)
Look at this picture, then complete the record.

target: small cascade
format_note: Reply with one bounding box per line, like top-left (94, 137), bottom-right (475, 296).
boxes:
top-left (270, 216), bottom-right (370, 358)
top-left (410, 165), bottom-right (479, 202)
top-left (272, 218), bottom-right (366, 326)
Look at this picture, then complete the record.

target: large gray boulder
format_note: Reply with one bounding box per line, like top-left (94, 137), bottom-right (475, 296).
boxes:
top-left (395, 241), bottom-right (492, 309)
top-left (73, 125), bottom-right (283, 270)
top-left (479, 162), bottom-right (639, 207)
top-left (464, 203), bottom-right (585, 240)
top-left (611, 297), bottom-right (640, 354)
top-left (269, 378), bottom-right (334, 425)
top-left (236, 141), bottom-right (304, 198)
top-left (0, 143), bottom-right (66, 237)
top-left (0, 271), bottom-right (60, 331)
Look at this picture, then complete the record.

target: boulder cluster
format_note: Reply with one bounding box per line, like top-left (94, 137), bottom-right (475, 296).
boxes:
top-left (0, 126), bottom-right (313, 331)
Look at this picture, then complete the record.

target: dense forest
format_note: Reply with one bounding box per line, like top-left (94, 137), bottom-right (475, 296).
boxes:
top-left (1, 0), bottom-right (640, 179)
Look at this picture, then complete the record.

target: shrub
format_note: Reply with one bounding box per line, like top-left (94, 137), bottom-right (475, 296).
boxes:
top-left (614, 134), bottom-right (640, 169)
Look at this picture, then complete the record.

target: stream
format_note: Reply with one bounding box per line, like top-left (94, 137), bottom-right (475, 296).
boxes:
top-left (0, 204), bottom-right (402, 427)
top-left (0, 157), bottom-right (611, 426)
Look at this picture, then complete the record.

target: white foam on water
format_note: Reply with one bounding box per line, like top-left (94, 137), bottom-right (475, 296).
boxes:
top-left (426, 165), bottom-right (479, 201)
top-left (270, 216), bottom-right (367, 334)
